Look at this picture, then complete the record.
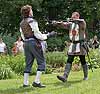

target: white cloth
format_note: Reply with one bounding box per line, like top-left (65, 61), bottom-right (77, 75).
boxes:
top-left (15, 41), bottom-right (24, 53)
top-left (34, 71), bottom-right (42, 84)
top-left (23, 73), bottom-right (29, 85)
top-left (41, 41), bottom-right (47, 53)
top-left (69, 23), bottom-right (80, 41)
top-left (20, 28), bottom-right (25, 40)
top-left (20, 18), bottom-right (47, 41)
top-left (68, 43), bottom-right (80, 53)
top-left (0, 42), bottom-right (6, 53)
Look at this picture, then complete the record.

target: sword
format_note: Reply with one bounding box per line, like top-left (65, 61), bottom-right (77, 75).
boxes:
top-left (82, 42), bottom-right (93, 72)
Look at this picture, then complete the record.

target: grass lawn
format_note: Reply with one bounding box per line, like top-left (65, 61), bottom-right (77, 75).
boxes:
top-left (0, 69), bottom-right (100, 94)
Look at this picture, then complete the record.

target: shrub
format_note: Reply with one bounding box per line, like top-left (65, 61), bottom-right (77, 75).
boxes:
top-left (8, 54), bottom-right (25, 75)
top-left (1, 34), bottom-right (18, 55)
top-left (0, 63), bottom-right (16, 80)
top-left (30, 61), bottom-right (53, 75)
top-left (71, 49), bottom-right (100, 71)
top-left (72, 57), bottom-right (81, 71)
top-left (0, 48), bottom-right (100, 80)
top-left (46, 51), bottom-right (66, 68)
top-left (86, 49), bottom-right (100, 69)
top-left (8, 54), bottom-right (53, 75)
top-left (45, 64), bottom-right (52, 74)
top-left (47, 37), bottom-right (65, 51)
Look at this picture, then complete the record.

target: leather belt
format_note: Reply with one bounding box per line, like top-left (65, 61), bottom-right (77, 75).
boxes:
top-left (70, 40), bottom-right (84, 44)
top-left (24, 38), bottom-right (35, 41)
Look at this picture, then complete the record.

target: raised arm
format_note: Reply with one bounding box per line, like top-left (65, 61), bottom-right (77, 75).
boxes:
top-left (52, 20), bottom-right (71, 29)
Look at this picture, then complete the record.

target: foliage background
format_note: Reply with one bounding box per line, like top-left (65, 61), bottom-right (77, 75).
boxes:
top-left (0, 49), bottom-right (100, 80)
top-left (0, 0), bottom-right (100, 52)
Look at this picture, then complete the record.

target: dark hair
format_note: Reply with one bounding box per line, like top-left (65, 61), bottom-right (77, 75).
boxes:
top-left (72, 12), bottom-right (80, 17)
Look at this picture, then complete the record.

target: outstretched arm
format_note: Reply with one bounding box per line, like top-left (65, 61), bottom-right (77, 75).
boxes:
top-left (52, 20), bottom-right (71, 29)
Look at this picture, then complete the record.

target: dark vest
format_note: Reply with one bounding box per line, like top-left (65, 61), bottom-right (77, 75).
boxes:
top-left (20, 19), bottom-right (33, 38)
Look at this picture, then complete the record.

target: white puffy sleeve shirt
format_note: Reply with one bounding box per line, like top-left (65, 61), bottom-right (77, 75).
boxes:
top-left (20, 18), bottom-right (47, 41)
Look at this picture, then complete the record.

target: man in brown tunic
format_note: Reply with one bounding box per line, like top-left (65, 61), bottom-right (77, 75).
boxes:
top-left (55, 12), bottom-right (88, 82)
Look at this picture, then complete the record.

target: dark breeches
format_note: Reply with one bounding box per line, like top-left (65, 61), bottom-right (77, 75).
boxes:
top-left (67, 55), bottom-right (87, 65)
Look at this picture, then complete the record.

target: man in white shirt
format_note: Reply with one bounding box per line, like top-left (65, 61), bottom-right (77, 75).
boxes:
top-left (20, 5), bottom-right (56, 88)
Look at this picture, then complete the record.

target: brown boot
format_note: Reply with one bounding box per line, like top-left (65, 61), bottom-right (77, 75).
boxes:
top-left (57, 63), bottom-right (72, 82)
top-left (57, 73), bottom-right (67, 82)
top-left (82, 64), bottom-right (88, 80)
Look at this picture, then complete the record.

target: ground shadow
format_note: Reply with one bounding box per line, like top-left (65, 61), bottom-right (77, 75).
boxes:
top-left (0, 80), bottom-right (83, 94)
top-left (68, 80), bottom-right (82, 84)
top-left (53, 79), bottom-right (82, 88)
top-left (0, 86), bottom-right (34, 94)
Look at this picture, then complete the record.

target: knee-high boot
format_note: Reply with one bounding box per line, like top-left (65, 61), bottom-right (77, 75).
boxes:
top-left (57, 63), bottom-right (72, 82)
top-left (82, 64), bottom-right (88, 80)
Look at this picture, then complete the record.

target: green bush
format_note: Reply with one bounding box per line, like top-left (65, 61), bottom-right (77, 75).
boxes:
top-left (1, 34), bottom-right (19, 55)
top-left (8, 54), bottom-right (25, 75)
top-left (0, 63), bottom-right (16, 80)
top-left (8, 54), bottom-right (53, 75)
top-left (0, 49), bottom-right (100, 80)
top-left (45, 64), bottom-right (52, 74)
top-left (86, 49), bottom-right (100, 69)
top-left (69, 49), bottom-right (100, 70)
top-left (47, 37), bottom-right (65, 51)
top-left (30, 61), bottom-right (53, 75)
top-left (72, 57), bottom-right (81, 71)
top-left (73, 57), bottom-right (80, 64)
top-left (46, 51), bottom-right (66, 68)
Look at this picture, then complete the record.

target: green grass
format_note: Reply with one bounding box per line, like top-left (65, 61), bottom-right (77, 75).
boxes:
top-left (0, 69), bottom-right (100, 94)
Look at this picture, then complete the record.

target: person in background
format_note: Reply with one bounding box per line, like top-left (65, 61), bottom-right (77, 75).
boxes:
top-left (11, 42), bottom-right (19, 56)
top-left (88, 38), bottom-right (93, 48)
top-left (15, 36), bottom-right (24, 53)
top-left (0, 37), bottom-right (7, 55)
top-left (20, 5), bottom-right (56, 88)
top-left (92, 35), bottom-right (99, 49)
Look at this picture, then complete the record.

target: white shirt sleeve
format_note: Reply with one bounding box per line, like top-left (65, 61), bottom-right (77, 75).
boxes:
top-left (29, 21), bottom-right (47, 40)
top-left (20, 27), bottom-right (25, 41)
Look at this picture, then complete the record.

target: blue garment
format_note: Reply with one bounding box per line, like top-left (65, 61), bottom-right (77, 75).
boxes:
top-left (24, 39), bottom-right (46, 73)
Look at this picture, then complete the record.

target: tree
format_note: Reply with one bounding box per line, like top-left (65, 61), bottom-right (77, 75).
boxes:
top-left (0, 0), bottom-right (100, 52)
